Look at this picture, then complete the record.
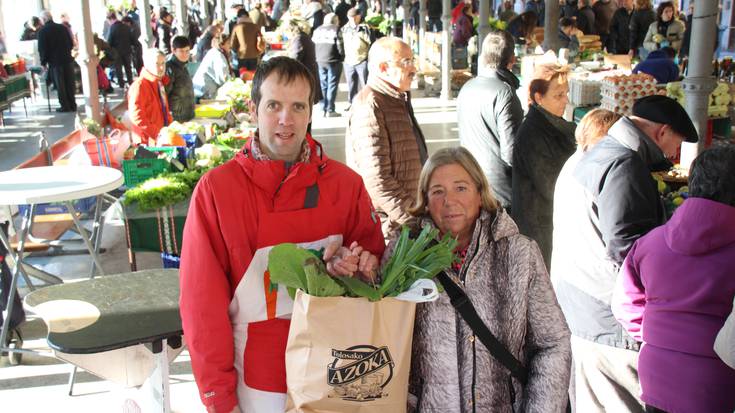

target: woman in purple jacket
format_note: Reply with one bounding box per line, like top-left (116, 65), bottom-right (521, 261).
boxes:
top-left (612, 146), bottom-right (735, 413)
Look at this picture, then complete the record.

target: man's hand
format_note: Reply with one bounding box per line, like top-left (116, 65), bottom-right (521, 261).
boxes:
top-left (323, 241), bottom-right (379, 283)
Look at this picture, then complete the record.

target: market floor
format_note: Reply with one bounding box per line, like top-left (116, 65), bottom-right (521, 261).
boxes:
top-left (0, 81), bottom-right (459, 412)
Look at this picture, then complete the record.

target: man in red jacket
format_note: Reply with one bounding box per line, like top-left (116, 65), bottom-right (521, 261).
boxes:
top-left (179, 56), bottom-right (385, 413)
top-left (128, 48), bottom-right (172, 145)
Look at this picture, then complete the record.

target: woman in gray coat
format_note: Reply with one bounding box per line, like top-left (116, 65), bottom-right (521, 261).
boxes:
top-left (402, 147), bottom-right (571, 412)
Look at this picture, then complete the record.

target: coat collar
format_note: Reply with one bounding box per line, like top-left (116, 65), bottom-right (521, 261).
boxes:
top-left (367, 76), bottom-right (406, 100)
top-left (478, 67), bottom-right (520, 90)
top-left (140, 68), bottom-right (162, 82)
top-left (607, 116), bottom-right (672, 171)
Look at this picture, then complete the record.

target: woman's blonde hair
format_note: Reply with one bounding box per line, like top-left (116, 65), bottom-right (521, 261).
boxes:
top-left (409, 147), bottom-right (500, 216)
top-left (528, 63), bottom-right (569, 105)
top-left (575, 108), bottom-right (621, 151)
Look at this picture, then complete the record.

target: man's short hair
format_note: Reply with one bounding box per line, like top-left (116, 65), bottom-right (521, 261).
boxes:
top-left (159, 10), bottom-right (171, 20)
top-left (368, 37), bottom-right (410, 73)
top-left (251, 56), bottom-right (315, 114)
top-left (324, 13), bottom-right (339, 25)
top-left (172, 36), bottom-right (190, 50)
top-left (479, 30), bottom-right (515, 70)
top-left (560, 17), bottom-right (576, 29)
top-left (689, 146), bottom-right (735, 207)
top-left (40, 10), bottom-right (53, 23)
top-left (237, 8), bottom-right (249, 18)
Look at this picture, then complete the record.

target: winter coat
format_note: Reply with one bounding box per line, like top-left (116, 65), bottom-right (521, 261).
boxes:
top-left (302, 1), bottom-right (325, 30)
top-left (592, 0), bottom-right (617, 36)
top-left (193, 48), bottom-right (231, 99)
top-left (643, 18), bottom-right (685, 52)
top-left (575, 6), bottom-right (596, 35)
top-left (457, 68), bottom-right (523, 209)
top-left (157, 20), bottom-right (173, 54)
top-left (407, 209), bottom-right (571, 412)
top-left (249, 7), bottom-right (267, 29)
top-left (341, 22), bottom-right (371, 65)
top-left (558, 29), bottom-right (580, 54)
top-left (511, 104), bottom-right (576, 268)
top-left (608, 7), bottom-right (633, 54)
top-left (427, 0), bottom-right (442, 19)
top-left (107, 21), bottom-right (135, 56)
top-left (180, 135), bottom-right (385, 412)
top-left (525, 0), bottom-right (545, 27)
top-left (632, 49), bottom-right (679, 83)
top-left (288, 31), bottom-right (322, 103)
top-left (335, 0), bottom-right (351, 27)
top-left (346, 76), bottom-right (428, 236)
top-left (195, 31), bottom-right (214, 63)
top-left (37, 21), bottom-right (74, 67)
top-left (452, 13), bottom-right (474, 47)
top-left (165, 55), bottom-right (195, 122)
top-left (128, 68), bottom-right (173, 145)
top-left (550, 116), bottom-right (669, 350)
top-left (312, 23), bottom-right (344, 64)
top-left (230, 20), bottom-right (262, 60)
top-left (629, 9), bottom-right (655, 52)
top-left (612, 197), bottom-right (735, 413)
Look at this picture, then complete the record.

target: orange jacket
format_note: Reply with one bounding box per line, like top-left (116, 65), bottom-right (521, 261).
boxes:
top-left (128, 68), bottom-right (172, 145)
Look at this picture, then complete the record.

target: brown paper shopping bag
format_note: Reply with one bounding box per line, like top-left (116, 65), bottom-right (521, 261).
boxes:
top-left (285, 289), bottom-right (417, 413)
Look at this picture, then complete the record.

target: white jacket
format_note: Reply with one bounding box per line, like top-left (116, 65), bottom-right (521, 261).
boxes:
top-left (715, 297), bottom-right (735, 370)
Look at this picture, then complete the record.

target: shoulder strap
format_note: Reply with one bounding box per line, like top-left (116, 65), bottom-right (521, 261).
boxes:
top-left (435, 271), bottom-right (529, 385)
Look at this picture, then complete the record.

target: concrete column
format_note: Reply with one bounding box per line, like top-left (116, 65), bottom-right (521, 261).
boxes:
top-left (218, 0), bottom-right (226, 21)
top-left (200, 0), bottom-right (210, 27)
top-left (174, 0), bottom-right (188, 37)
top-left (478, 0), bottom-right (490, 52)
top-left (418, 0), bottom-right (427, 65)
top-left (402, 0), bottom-right (410, 42)
top-left (391, 0), bottom-right (398, 36)
top-left (77, 0), bottom-right (101, 123)
top-left (440, 0), bottom-right (450, 100)
top-left (140, 0), bottom-right (154, 48)
top-left (544, 0), bottom-right (560, 52)
top-left (680, 0), bottom-right (718, 168)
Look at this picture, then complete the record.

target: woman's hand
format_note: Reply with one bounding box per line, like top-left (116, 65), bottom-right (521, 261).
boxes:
top-left (323, 241), bottom-right (379, 283)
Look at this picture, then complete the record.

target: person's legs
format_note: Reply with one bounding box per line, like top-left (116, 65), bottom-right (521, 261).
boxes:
top-left (244, 58), bottom-right (258, 71)
top-left (122, 54), bottom-right (134, 85)
top-left (571, 336), bottom-right (644, 413)
top-left (318, 63), bottom-right (329, 114)
top-left (356, 60), bottom-right (369, 91)
top-left (343, 62), bottom-right (358, 104)
top-left (63, 62), bottom-right (77, 110)
top-left (51, 65), bottom-right (73, 111)
top-left (326, 62), bottom-right (342, 113)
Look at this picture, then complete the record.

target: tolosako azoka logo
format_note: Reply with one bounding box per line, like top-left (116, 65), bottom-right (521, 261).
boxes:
top-left (327, 345), bottom-right (394, 402)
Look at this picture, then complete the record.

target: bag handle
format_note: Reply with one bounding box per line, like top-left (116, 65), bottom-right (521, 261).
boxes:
top-left (435, 271), bottom-right (529, 385)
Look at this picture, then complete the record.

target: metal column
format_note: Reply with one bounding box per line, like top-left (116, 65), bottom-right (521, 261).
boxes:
top-left (77, 0), bottom-right (101, 123)
top-left (419, 0), bottom-right (427, 66)
top-left (140, 0), bottom-right (154, 48)
top-left (544, 0), bottom-right (560, 52)
top-left (478, 0), bottom-right (490, 50)
top-left (440, 0), bottom-right (451, 100)
top-left (174, 0), bottom-right (188, 38)
top-left (680, 0), bottom-right (718, 168)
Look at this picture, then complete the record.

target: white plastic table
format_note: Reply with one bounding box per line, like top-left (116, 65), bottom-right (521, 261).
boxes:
top-left (0, 165), bottom-right (123, 362)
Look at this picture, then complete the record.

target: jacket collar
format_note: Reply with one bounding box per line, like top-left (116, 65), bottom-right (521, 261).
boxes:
top-left (608, 116), bottom-right (672, 171)
top-left (140, 68), bottom-right (162, 82)
top-left (367, 76), bottom-right (406, 100)
top-left (479, 67), bottom-right (520, 90)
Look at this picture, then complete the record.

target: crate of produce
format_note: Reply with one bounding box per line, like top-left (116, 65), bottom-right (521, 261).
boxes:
top-left (122, 158), bottom-right (169, 187)
top-left (147, 146), bottom-right (195, 166)
top-left (19, 196), bottom-right (97, 216)
top-left (194, 102), bottom-right (231, 118)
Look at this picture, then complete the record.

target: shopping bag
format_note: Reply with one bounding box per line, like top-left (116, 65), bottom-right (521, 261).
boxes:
top-left (285, 290), bottom-right (416, 413)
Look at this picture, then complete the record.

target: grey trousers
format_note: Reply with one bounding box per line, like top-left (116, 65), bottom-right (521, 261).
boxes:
top-left (570, 336), bottom-right (644, 413)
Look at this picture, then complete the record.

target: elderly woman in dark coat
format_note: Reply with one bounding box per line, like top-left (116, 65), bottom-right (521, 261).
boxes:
top-left (403, 147), bottom-right (571, 412)
top-left (287, 20), bottom-right (323, 104)
top-left (512, 64), bottom-right (576, 269)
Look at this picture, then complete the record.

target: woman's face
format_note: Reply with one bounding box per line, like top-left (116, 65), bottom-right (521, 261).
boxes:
top-left (535, 78), bottom-right (569, 117)
top-left (662, 6), bottom-right (674, 22)
top-left (427, 163), bottom-right (482, 245)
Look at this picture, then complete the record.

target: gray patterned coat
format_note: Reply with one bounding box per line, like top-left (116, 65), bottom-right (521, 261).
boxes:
top-left (407, 209), bottom-right (571, 412)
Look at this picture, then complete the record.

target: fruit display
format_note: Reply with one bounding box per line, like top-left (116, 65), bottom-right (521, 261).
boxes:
top-left (666, 81), bottom-right (733, 118)
top-left (599, 73), bottom-right (657, 116)
top-left (216, 78), bottom-right (252, 113)
top-left (655, 174), bottom-right (689, 217)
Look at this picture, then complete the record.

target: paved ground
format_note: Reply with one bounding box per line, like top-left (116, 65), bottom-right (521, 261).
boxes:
top-left (0, 79), bottom-right (459, 412)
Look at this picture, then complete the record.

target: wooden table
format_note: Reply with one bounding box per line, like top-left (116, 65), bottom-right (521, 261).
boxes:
top-left (24, 269), bottom-right (183, 412)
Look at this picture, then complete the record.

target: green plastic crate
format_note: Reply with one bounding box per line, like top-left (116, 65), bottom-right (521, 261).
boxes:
top-left (122, 158), bottom-right (169, 187)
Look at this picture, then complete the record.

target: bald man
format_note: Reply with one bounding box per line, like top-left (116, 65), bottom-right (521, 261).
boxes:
top-left (345, 37), bottom-right (427, 236)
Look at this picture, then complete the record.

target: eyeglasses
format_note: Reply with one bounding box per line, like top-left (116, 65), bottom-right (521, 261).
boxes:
top-left (390, 57), bottom-right (417, 68)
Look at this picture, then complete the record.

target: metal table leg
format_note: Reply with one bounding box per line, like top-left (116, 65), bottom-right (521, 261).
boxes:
top-left (64, 201), bottom-right (105, 277)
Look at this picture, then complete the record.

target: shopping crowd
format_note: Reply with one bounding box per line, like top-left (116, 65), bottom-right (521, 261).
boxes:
top-left (7, 1), bottom-right (735, 413)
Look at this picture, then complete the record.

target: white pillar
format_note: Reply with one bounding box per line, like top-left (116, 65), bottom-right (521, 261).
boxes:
top-left (680, 0), bottom-right (718, 168)
top-left (440, 0), bottom-right (451, 100)
top-left (174, 0), bottom-right (188, 37)
top-left (402, 0), bottom-right (410, 42)
top-left (418, 0), bottom-right (427, 66)
top-left (391, 0), bottom-right (398, 35)
top-left (140, 0), bottom-right (154, 48)
top-left (200, 0), bottom-right (209, 27)
top-left (77, 0), bottom-right (101, 123)
top-left (544, 0), bottom-right (560, 52)
top-left (478, 0), bottom-right (490, 53)
top-left (218, 0), bottom-right (226, 21)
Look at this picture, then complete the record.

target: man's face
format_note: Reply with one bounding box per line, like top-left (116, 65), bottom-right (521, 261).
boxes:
top-left (146, 54), bottom-right (166, 77)
top-left (173, 46), bottom-right (191, 63)
top-left (249, 74), bottom-right (312, 162)
top-left (653, 124), bottom-right (685, 159)
top-left (381, 44), bottom-right (416, 92)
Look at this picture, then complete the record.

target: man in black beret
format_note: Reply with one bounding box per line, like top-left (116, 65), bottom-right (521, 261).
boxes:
top-left (549, 95), bottom-right (697, 412)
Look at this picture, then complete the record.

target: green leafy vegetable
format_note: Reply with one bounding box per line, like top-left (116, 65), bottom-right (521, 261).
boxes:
top-left (268, 244), bottom-right (345, 298)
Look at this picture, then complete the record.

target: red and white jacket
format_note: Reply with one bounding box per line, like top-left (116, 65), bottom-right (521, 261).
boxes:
top-left (179, 136), bottom-right (385, 412)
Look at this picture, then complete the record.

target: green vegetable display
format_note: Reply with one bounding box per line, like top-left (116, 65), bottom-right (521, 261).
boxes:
top-left (267, 226), bottom-right (457, 301)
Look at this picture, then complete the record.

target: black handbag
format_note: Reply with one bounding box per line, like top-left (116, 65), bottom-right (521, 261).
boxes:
top-left (435, 270), bottom-right (571, 413)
